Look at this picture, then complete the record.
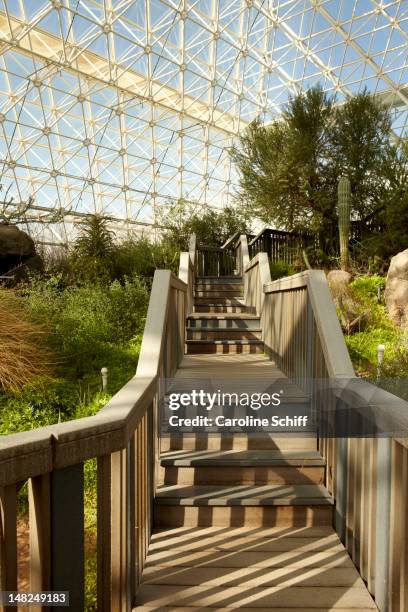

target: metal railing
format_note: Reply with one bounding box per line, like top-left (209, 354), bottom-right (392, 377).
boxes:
top-left (248, 228), bottom-right (312, 266)
top-left (195, 234), bottom-right (249, 277)
top-left (244, 254), bottom-right (408, 612)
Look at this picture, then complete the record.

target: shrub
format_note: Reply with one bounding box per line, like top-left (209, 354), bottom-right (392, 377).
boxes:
top-left (329, 274), bottom-right (406, 378)
top-left (24, 274), bottom-right (148, 381)
top-left (0, 290), bottom-right (54, 392)
top-left (269, 261), bottom-right (295, 280)
top-left (113, 237), bottom-right (179, 279)
top-left (0, 377), bottom-right (79, 434)
top-left (70, 215), bottom-right (115, 283)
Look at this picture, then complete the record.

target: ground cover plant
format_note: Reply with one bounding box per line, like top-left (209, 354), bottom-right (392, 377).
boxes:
top-left (329, 274), bottom-right (408, 398)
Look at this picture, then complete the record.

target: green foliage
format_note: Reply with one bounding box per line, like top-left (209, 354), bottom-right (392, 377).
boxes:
top-left (71, 215), bottom-right (115, 283)
top-left (160, 201), bottom-right (251, 249)
top-left (231, 85), bottom-right (399, 265)
top-left (0, 275), bottom-right (148, 435)
top-left (24, 274), bottom-right (148, 378)
top-left (331, 275), bottom-right (406, 380)
top-left (269, 261), bottom-right (295, 281)
top-left (113, 237), bottom-right (179, 279)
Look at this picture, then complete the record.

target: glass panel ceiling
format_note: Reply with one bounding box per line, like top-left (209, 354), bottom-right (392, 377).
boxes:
top-left (0, 0), bottom-right (407, 243)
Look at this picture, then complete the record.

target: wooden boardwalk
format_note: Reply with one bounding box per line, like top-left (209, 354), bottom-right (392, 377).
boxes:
top-left (135, 353), bottom-right (377, 610)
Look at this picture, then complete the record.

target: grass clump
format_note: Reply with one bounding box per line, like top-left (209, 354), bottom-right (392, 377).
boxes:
top-left (0, 290), bottom-right (54, 392)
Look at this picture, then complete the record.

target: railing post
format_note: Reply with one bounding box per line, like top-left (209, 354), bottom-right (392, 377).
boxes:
top-left (374, 438), bottom-right (392, 612)
top-left (335, 435), bottom-right (348, 543)
top-left (50, 464), bottom-right (84, 610)
top-left (29, 474), bottom-right (51, 604)
top-left (0, 484), bottom-right (17, 593)
top-left (240, 235), bottom-right (249, 301)
top-left (97, 455), bottom-right (112, 612)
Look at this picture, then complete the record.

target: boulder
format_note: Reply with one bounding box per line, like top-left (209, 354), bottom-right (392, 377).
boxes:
top-left (0, 223), bottom-right (35, 257)
top-left (0, 222), bottom-right (42, 281)
top-left (385, 249), bottom-right (408, 327)
top-left (327, 269), bottom-right (352, 286)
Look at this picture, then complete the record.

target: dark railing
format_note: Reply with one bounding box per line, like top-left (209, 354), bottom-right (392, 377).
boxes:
top-left (195, 234), bottom-right (249, 277)
top-left (195, 246), bottom-right (236, 276)
top-left (248, 228), bottom-right (312, 266)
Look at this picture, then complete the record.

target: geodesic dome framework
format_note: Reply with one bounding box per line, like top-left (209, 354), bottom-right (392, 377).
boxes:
top-left (0, 0), bottom-right (407, 245)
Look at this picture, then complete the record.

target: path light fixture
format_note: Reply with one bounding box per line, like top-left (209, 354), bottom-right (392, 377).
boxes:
top-left (101, 366), bottom-right (109, 391)
top-left (377, 344), bottom-right (385, 383)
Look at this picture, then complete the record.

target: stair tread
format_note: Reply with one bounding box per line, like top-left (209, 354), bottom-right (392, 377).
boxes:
top-left (135, 584), bottom-right (375, 609)
top-left (188, 314), bottom-right (260, 319)
top-left (155, 484), bottom-right (333, 506)
top-left (150, 525), bottom-right (336, 539)
top-left (186, 327), bottom-right (262, 331)
top-left (160, 450), bottom-right (325, 467)
top-left (186, 339), bottom-right (263, 344)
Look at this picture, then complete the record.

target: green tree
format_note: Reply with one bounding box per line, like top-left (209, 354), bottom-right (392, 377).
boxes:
top-left (328, 89), bottom-right (392, 226)
top-left (231, 85), bottom-right (399, 263)
top-left (160, 200), bottom-right (251, 249)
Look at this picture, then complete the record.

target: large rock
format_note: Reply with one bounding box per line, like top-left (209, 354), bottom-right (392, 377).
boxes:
top-left (0, 222), bottom-right (41, 280)
top-left (0, 223), bottom-right (35, 257)
top-left (327, 269), bottom-right (352, 286)
top-left (385, 249), bottom-right (408, 327)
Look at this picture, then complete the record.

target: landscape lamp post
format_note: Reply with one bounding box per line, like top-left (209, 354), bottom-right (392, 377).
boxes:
top-left (377, 344), bottom-right (385, 384)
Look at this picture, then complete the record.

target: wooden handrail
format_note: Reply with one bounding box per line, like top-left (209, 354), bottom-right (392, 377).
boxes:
top-left (0, 269), bottom-right (187, 609)
top-left (243, 252), bottom-right (408, 612)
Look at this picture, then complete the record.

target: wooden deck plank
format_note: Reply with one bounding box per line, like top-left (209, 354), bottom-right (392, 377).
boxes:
top-left (135, 607), bottom-right (377, 611)
top-left (141, 565), bottom-right (365, 588)
top-left (135, 584), bottom-right (377, 608)
top-left (145, 547), bottom-right (355, 569)
top-left (150, 526), bottom-right (337, 540)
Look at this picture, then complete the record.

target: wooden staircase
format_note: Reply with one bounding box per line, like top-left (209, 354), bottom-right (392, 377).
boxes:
top-left (187, 276), bottom-right (263, 353)
top-left (134, 275), bottom-right (378, 611)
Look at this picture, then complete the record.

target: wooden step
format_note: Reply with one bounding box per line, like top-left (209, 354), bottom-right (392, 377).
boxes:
top-left (158, 450), bottom-right (325, 485)
top-left (160, 434), bottom-right (318, 452)
top-left (194, 304), bottom-right (253, 314)
top-left (195, 276), bottom-right (243, 283)
top-left (186, 339), bottom-right (264, 354)
top-left (154, 484), bottom-right (333, 527)
top-left (187, 314), bottom-right (260, 330)
top-left (194, 296), bottom-right (245, 305)
top-left (186, 328), bottom-right (262, 341)
top-left (154, 504), bottom-right (333, 527)
top-left (195, 291), bottom-right (244, 299)
top-left (195, 283), bottom-right (243, 292)
top-left (155, 484), bottom-right (333, 506)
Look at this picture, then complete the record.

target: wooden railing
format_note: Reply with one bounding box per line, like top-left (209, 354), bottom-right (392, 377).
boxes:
top-left (195, 234), bottom-right (249, 277)
top-left (0, 264), bottom-right (190, 611)
top-left (244, 254), bottom-right (408, 612)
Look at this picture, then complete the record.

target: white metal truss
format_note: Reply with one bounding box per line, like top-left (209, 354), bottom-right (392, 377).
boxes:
top-left (0, 0), bottom-right (406, 244)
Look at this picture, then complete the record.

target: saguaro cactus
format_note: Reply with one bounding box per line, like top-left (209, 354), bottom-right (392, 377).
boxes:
top-left (338, 176), bottom-right (351, 271)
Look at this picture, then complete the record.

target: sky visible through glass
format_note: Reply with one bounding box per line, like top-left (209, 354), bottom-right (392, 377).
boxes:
top-left (0, 0), bottom-right (406, 243)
